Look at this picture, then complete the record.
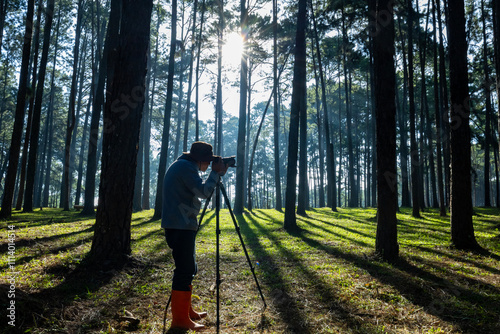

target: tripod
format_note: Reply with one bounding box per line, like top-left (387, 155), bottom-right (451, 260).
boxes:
top-left (198, 180), bottom-right (267, 333)
top-left (162, 180), bottom-right (266, 334)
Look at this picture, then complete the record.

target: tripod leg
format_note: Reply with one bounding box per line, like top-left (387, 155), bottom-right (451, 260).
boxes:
top-left (162, 293), bottom-right (172, 334)
top-left (219, 183), bottom-right (267, 310)
top-left (197, 186), bottom-right (215, 231)
top-left (215, 183), bottom-right (221, 333)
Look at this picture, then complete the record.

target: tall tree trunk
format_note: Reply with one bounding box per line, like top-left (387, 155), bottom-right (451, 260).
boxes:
top-left (373, 0), bottom-right (399, 262)
top-left (76, 0), bottom-right (101, 207)
top-left (23, 0), bottom-right (55, 212)
top-left (369, 33), bottom-right (377, 207)
top-left (336, 34), bottom-right (343, 208)
top-left (244, 63), bottom-right (252, 207)
top-left (214, 0), bottom-right (224, 155)
top-left (173, 46), bottom-right (184, 159)
top-left (432, 0), bottom-right (446, 215)
top-left (311, 0), bottom-right (336, 211)
top-left (153, 0), bottom-right (177, 219)
top-left (42, 7), bottom-right (61, 208)
top-left (234, 0), bottom-right (248, 214)
top-left (284, 0), bottom-right (307, 230)
top-left (0, 0), bottom-right (34, 218)
top-left (447, 0), bottom-right (480, 250)
top-left (76, 98), bottom-right (91, 206)
top-left (15, 0), bottom-right (42, 210)
top-left (437, 0), bottom-right (451, 206)
top-left (272, 0), bottom-right (282, 210)
top-left (418, 1), bottom-right (437, 208)
top-left (297, 26), bottom-right (309, 215)
top-left (248, 55), bottom-right (289, 212)
top-left (494, 142), bottom-right (500, 207)
top-left (482, 0), bottom-right (492, 207)
top-left (133, 15), bottom-right (147, 212)
top-left (407, 0), bottom-right (421, 217)
top-left (82, 0), bottom-right (120, 216)
top-left (182, 0), bottom-right (198, 152)
top-left (494, 0), bottom-right (500, 208)
top-left (397, 14), bottom-right (410, 207)
top-left (342, 4), bottom-right (356, 208)
top-left (195, 0), bottom-right (206, 141)
top-left (312, 44), bottom-right (325, 208)
top-left (141, 63), bottom-right (151, 211)
top-left (68, 35), bottom-right (88, 207)
top-left (143, 1), bottom-right (162, 211)
top-left (61, 0), bottom-right (84, 211)
top-left (90, 0), bottom-right (153, 264)
top-left (133, 101), bottom-right (145, 212)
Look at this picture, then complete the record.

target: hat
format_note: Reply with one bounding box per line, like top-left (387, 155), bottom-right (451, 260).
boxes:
top-left (185, 141), bottom-right (215, 162)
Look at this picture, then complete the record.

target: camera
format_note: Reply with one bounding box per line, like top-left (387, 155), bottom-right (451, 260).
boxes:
top-left (213, 156), bottom-right (236, 167)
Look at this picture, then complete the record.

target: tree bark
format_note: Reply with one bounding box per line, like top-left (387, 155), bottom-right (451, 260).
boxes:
top-left (482, 0), bottom-right (492, 207)
top-left (396, 14), bottom-right (410, 208)
top-left (447, 0), bottom-right (480, 250)
top-left (90, 0), bottom-right (153, 263)
top-left (407, 0), bottom-right (420, 217)
top-left (437, 0), bottom-right (450, 206)
top-left (0, 0), bottom-right (34, 218)
top-left (296, 10), bottom-right (309, 216)
top-left (82, 0), bottom-right (120, 216)
top-left (284, 0), bottom-right (307, 230)
top-left (373, 0), bottom-right (399, 262)
top-left (311, 0), bottom-right (336, 211)
top-left (312, 44), bottom-right (325, 208)
top-left (15, 0), bottom-right (42, 211)
top-left (69, 35), bottom-right (88, 207)
top-left (195, 0), bottom-right (206, 141)
top-left (60, 0), bottom-right (84, 211)
top-left (342, 3), bottom-right (357, 208)
top-left (494, 0), bottom-right (500, 206)
top-left (432, 0), bottom-right (446, 216)
top-left (182, 0), bottom-right (198, 152)
top-left (272, 0), bottom-right (282, 211)
top-left (214, 0), bottom-right (224, 155)
top-left (234, 0), bottom-right (248, 214)
top-left (418, 2), bottom-right (437, 209)
top-left (23, 0), bottom-right (55, 212)
top-left (153, 0), bottom-right (177, 219)
top-left (41, 8), bottom-right (61, 208)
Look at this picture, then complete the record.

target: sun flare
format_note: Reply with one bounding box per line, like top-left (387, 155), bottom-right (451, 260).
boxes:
top-left (222, 32), bottom-right (245, 68)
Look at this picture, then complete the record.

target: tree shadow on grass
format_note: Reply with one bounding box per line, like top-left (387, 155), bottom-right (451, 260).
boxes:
top-left (236, 214), bottom-right (312, 333)
top-left (5, 208), bottom-right (94, 227)
top-left (0, 225), bottom-right (95, 272)
top-left (411, 244), bottom-right (500, 276)
top-left (13, 255), bottom-right (153, 333)
top-left (239, 214), bottom-right (386, 334)
top-left (291, 227), bottom-right (500, 333)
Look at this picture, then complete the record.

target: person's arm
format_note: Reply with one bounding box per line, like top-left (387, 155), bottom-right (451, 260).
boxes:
top-left (182, 165), bottom-right (219, 199)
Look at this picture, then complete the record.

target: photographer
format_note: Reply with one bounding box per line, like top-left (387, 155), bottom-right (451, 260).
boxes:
top-left (162, 141), bottom-right (228, 331)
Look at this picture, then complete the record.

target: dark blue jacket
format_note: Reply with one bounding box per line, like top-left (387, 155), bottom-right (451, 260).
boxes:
top-left (161, 154), bottom-right (219, 231)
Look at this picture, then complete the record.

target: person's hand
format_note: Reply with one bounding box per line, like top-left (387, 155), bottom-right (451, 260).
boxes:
top-left (212, 159), bottom-right (229, 176)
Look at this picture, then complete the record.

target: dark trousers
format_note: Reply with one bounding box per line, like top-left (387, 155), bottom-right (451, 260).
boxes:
top-left (165, 229), bottom-right (198, 291)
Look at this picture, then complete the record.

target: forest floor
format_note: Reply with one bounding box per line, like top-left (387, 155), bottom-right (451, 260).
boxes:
top-left (1, 207), bottom-right (500, 334)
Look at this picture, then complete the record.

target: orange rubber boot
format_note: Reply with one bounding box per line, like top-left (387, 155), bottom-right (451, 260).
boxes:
top-left (170, 290), bottom-right (205, 331)
top-left (189, 285), bottom-right (207, 320)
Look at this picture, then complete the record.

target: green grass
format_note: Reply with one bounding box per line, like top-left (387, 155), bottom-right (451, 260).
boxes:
top-left (1, 207), bottom-right (499, 333)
